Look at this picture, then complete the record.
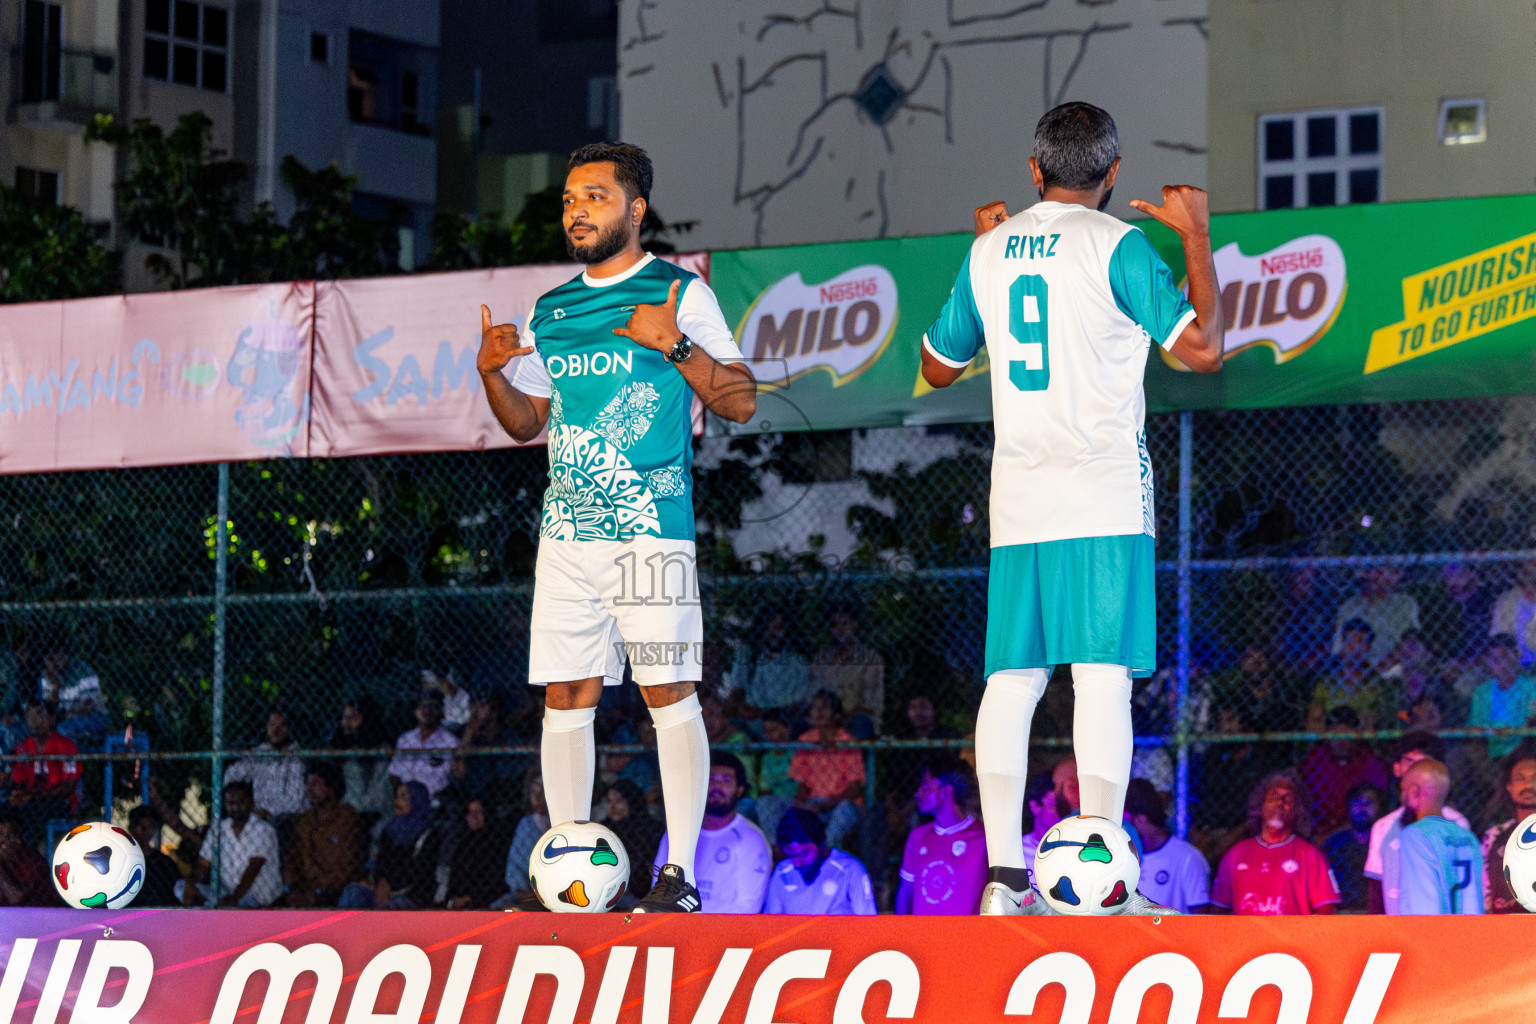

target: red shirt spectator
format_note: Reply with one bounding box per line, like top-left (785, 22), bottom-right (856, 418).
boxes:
top-left (1299, 708), bottom-right (1388, 834)
top-left (12, 732), bottom-right (82, 800)
top-left (1210, 770), bottom-right (1341, 917)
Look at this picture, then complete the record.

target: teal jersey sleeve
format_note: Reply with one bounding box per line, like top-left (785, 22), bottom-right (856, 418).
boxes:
top-left (1109, 228), bottom-right (1197, 351)
top-left (923, 250), bottom-right (985, 367)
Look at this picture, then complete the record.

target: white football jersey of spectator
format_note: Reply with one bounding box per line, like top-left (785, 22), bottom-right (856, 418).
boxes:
top-left (389, 726), bottom-right (460, 796)
top-left (1365, 803), bottom-right (1470, 913)
top-left (199, 815), bottom-right (283, 907)
top-left (1490, 587), bottom-right (1536, 666)
top-left (1137, 834), bottom-right (1210, 914)
top-left (1332, 593), bottom-right (1421, 665)
top-left (763, 849), bottom-right (876, 915)
top-left (655, 813), bottom-right (772, 913)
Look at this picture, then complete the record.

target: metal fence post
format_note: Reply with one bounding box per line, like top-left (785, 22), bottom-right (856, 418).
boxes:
top-left (209, 461), bottom-right (229, 903)
top-left (1174, 411), bottom-right (1193, 838)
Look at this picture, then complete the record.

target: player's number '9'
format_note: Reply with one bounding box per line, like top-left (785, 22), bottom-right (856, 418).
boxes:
top-left (1008, 274), bottom-right (1050, 392)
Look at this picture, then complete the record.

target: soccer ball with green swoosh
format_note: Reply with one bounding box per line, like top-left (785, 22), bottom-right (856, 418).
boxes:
top-left (1033, 814), bottom-right (1141, 916)
top-left (530, 820), bottom-right (631, 913)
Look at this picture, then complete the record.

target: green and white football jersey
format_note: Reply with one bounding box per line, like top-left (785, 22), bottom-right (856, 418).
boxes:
top-left (511, 254), bottom-right (744, 542)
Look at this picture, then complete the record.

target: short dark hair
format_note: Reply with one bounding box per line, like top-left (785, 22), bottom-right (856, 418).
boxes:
top-left (1340, 618), bottom-right (1375, 642)
top-left (1326, 705), bottom-right (1361, 729)
top-left (1033, 102), bottom-right (1119, 190)
top-left (711, 750), bottom-right (750, 794)
top-left (1502, 741), bottom-right (1536, 788)
top-left (922, 756), bottom-right (974, 806)
top-left (1123, 777), bottom-right (1167, 829)
top-left (128, 805), bottom-right (161, 830)
top-left (1393, 730), bottom-right (1446, 763)
top-left (811, 689), bottom-right (844, 719)
top-left (1345, 782), bottom-right (1385, 810)
top-left (776, 806), bottom-right (825, 849)
top-left (223, 779), bottom-right (254, 801)
top-left (306, 759), bottom-right (345, 798)
top-left (568, 142), bottom-right (654, 204)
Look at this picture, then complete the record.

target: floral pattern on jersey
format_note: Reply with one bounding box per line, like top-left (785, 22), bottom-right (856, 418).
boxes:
top-left (549, 388), bottom-right (564, 428)
top-left (646, 465), bottom-right (687, 497)
top-left (1137, 428), bottom-right (1156, 538)
top-left (593, 382), bottom-right (660, 450)
top-left (540, 424), bottom-right (661, 541)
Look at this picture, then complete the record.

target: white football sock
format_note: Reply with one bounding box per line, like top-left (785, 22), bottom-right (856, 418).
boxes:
top-left (541, 704), bottom-right (596, 825)
top-left (650, 692), bottom-right (708, 882)
top-left (975, 668), bottom-right (1049, 870)
top-left (1070, 663), bottom-right (1134, 822)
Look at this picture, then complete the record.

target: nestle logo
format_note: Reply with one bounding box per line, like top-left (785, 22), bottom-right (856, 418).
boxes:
top-left (1259, 248), bottom-right (1326, 277)
top-left (819, 277), bottom-right (880, 305)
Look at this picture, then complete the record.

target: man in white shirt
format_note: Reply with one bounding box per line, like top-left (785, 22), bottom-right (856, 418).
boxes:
top-left (763, 808), bottom-right (876, 915)
top-left (1490, 561), bottom-right (1536, 667)
top-left (1124, 778), bottom-right (1209, 914)
top-left (177, 780), bottom-right (283, 907)
top-left (1331, 567), bottom-right (1421, 667)
top-left (389, 695), bottom-right (460, 799)
top-left (1365, 732), bottom-right (1470, 913)
top-left (922, 101), bottom-right (1224, 916)
top-left (654, 752), bottom-right (772, 913)
top-left (225, 709), bottom-right (308, 821)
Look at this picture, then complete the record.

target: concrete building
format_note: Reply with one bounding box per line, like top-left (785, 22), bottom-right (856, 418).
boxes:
top-left (1207, 0), bottom-right (1536, 212)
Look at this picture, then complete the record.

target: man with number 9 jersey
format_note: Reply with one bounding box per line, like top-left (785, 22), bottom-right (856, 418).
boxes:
top-left (920, 102), bottom-right (1226, 915)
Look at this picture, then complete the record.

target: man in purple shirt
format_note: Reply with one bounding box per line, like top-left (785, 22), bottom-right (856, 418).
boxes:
top-left (897, 760), bottom-right (988, 915)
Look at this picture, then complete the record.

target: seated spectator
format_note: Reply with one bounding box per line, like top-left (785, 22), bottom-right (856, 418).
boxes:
top-left (0, 809), bottom-right (56, 906)
top-left (443, 798), bottom-right (511, 909)
top-left (764, 807), bottom-right (875, 915)
top-left (603, 778), bottom-right (664, 902)
top-left (881, 695), bottom-right (960, 829)
top-left (127, 804), bottom-right (184, 907)
top-left (1124, 777), bottom-right (1209, 914)
top-left (340, 782), bottom-right (441, 909)
top-left (1020, 771), bottom-right (1063, 876)
top-left (1310, 620), bottom-right (1396, 731)
top-left (421, 662), bottom-right (472, 734)
top-left (1299, 706), bottom-right (1389, 836)
top-left (1277, 565), bottom-right (1337, 676)
top-left (1428, 561), bottom-right (1494, 667)
top-left (1332, 566), bottom-right (1420, 668)
top-left (9, 698), bottom-right (80, 843)
top-left (655, 752), bottom-right (771, 914)
top-left (1469, 635), bottom-right (1536, 758)
top-left (1131, 744), bottom-right (1175, 804)
top-left (896, 758), bottom-right (986, 915)
top-left (1365, 731), bottom-right (1471, 914)
top-left (789, 691), bottom-right (864, 850)
top-left (452, 694), bottom-right (531, 806)
top-left (751, 713), bottom-right (799, 844)
top-left (1321, 782), bottom-right (1384, 912)
top-left (603, 721), bottom-right (660, 804)
top-left (1203, 643), bottom-right (1308, 733)
top-left (503, 772), bottom-right (550, 905)
top-left (388, 694), bottom-right (460, 800)
top-left (809, 604), bottom-right (886, 739)
top-left (702, 692), bottom-right (755, 787)
top-left (1209, 769), bottom-right (1340, 915)
top-left (1384, 632), bottom-right (1458, 726)
top-left (1395, 759), bottom-right (1483, 915)
top-left (1481, 742), bottom-right (1536, 914)
top-left (225, 709), bottom-right (308, 824)
top-left (285, 761), bottom-right (364, 908)
top-left (178, 780), bottom-right (283, 908)
top-left (726, 609), bottom-right (812, 720)
top-left (330, 698), bottom-right (394, 823)
top-left (37, 633), bottom-right (108, 748)
top-left (1490, 559), bottom-right (1536, 668)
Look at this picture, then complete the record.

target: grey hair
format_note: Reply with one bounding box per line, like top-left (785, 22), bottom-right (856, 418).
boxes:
top-left (1033, 102), bottom-right (1120, 190)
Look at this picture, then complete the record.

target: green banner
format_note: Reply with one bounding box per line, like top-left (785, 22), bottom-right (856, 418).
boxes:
top-left (710, 194), bottom-right (1536, 432)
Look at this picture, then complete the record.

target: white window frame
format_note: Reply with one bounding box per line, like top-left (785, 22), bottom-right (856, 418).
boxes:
top-left (1257, 106), bottom-right (1384, 210)
top-left (1439, 98), bottom-right (1486, 145)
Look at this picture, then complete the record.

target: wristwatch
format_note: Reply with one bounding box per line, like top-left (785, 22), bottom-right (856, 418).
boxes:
top-left (664, 335), bottom-right (694, 363)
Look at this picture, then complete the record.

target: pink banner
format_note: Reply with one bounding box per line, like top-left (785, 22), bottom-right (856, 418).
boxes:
top-left (309, 253), bottom-right (710, 459)
top-left (0, 284), bottom-right (313, 473)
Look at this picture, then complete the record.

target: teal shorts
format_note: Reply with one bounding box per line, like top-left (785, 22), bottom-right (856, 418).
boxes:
top-left (984, 533), bottom-right (1157, 678)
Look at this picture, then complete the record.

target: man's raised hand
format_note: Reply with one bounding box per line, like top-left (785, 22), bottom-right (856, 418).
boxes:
top-left (478, 304), bottom-right (534, 376)
top-left (1129, 185), bottom-right (1211, 240)
top-left (612, 278), bottom-right (684, 353)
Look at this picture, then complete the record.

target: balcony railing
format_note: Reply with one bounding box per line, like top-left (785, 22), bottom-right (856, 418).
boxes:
top-left (12, 45), bottom-right (117, 121)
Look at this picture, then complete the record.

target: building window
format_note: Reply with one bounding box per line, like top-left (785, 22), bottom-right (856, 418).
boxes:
top-left (21, 1), bottom-right (63, 104)
top-left (586, 74), bottom-right (617, 133)
top-left (347, 29), bottom-right (433, 135)
top-left (310, 32), bottom-right (329, 65)
top-left (1439, 99), bottom-right (1486, 145)
top-left (15, 167), bottom-right (61, 204)
top-left (144, 0), bottom-right (229, 92)
top-left (1258, 107), bottom-right (1383, 210)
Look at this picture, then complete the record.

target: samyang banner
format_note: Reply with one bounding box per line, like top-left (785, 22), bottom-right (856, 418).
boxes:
top-left (2, 908), bottom-right (1533, 1023)
top-left (709, 194), bottom-right (1536, 432)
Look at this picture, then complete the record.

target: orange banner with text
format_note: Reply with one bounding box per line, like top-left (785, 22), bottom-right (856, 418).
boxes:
top-left (0, 908), bottom-right (1530, 1023)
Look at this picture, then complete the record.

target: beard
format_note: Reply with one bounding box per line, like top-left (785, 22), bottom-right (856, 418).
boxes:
top-left (565, 217), bottom-right (630, 266)
top-left (1096, 186), bottom-right (1114, 211)
top-left (705, 796), bottom-right (735, 818)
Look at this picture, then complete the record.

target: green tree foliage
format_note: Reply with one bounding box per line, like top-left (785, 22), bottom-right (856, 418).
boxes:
top-left (0, 186), bottom-right (120, 302)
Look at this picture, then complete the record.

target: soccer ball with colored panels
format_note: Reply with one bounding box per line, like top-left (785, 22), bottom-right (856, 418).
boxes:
top-left (1033, 814), bottom-right (1141, 916)
top-left (1503, 811), bottom-right (1536, 913)
top-left (529, 820), bottom-right (630, 913)
top-left (51, 822), bottom-right (146, 910)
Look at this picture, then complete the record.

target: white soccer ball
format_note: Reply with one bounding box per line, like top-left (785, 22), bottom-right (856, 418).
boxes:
top-left (528, 820), bottom-right (630, 913)
top-left (51, 821), bottom-right (146, 910)
top-left (1503, 811), bottom-right (1536, 913)
top-left (1033, 814), bottom-right (1141, 916)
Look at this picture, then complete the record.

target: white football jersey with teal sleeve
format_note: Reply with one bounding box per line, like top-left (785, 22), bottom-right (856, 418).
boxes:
top-left (1398, 815), bottom-right (1484, 915)
top-left (923, 202), bottom-right (1195, 547)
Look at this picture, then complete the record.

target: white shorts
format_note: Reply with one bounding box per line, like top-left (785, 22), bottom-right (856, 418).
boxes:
top-left (528, 537), bottom-right (704, 687)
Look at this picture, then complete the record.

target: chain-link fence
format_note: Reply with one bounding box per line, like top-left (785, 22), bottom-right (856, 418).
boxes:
top-left (4, 397), bottom-right (1536, 909)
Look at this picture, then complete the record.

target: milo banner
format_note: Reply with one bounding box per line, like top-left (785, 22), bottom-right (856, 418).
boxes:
top-left (3, 909), bottom-right (1535, 1023)
top-left (711, 194), bottom-right (1536, 431)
